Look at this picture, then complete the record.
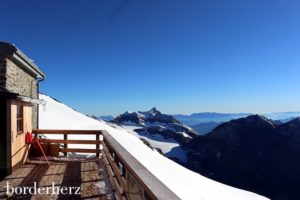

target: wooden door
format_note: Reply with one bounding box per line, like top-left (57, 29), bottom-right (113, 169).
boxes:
top-left (0, 97), bottom-right (7, 179)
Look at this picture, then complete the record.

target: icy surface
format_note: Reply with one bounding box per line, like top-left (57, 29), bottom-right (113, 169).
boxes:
top-left (39, 94), bottom-right (269, 200)
top-left (123, 126), bottom-right (180, 154)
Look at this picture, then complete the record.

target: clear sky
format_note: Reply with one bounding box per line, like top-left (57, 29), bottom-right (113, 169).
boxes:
top-left (1, 0), bottom-right (300, 116)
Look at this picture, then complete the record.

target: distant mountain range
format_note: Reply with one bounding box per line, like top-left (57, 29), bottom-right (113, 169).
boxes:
top-left (100, 110), bottom-right (300, 136)
top-left (99, 111), bottom-right (300, 125)
top-left (173, 112), bottom-right (300, 124)
top-left (190, 122), bottom-right (223, 134)
top-left (183, 115), bottom-right (300, 200)
top-left (98, 115), bottom-right (114, 121)
top-left (173, 112), bottom-right (252, 125)
top-left (173, 112), bottom-right (300, 134)
top-left (106, 109), bottom-right (300, 199)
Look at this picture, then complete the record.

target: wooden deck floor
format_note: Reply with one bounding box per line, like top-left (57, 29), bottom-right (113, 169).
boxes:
top-left (0, 158), bottom-right (114, 200)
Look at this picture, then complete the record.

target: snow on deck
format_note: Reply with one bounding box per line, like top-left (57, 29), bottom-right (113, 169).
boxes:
top-left (38, 94), bottom-right (269, 200)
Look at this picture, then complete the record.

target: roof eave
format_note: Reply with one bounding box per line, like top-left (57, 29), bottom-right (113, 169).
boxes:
top-left (0, 41), bottom-right (46, 79)
top-left (14, 48), bottom-right (46, 79)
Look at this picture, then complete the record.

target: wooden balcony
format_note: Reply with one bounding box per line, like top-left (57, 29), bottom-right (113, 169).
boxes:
top-left (0, 130), bottom-right (180, 200)
top-left (0, 158), bottom-right (113, 199)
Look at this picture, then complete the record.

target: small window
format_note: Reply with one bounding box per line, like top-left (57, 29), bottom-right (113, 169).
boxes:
top-left (17, 105), bottom-right (23, 134)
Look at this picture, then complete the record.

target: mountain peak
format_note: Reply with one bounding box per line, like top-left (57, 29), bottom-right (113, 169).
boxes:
top-left (149, 107), bottom-right (161, 114)
top-left (246, 114), bottom-right (268, 121)
top-left (184, 115), bottom-right (300, 200)
top-left (280, 117), bottom-right (300, 133)
top-left (124, 110), bottom-right (133, 115)
top-left (208, 114), bottom-right (276, 140)
top-left (288, 117), bottom-right (300, 124)
top-left (244, 115), bottom-right (275, 126)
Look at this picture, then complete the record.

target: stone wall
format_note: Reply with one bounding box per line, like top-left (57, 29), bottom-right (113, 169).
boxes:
top-left (5, 58), bottom-right (37, 97)
top-left (2, 58), bottom-right (38, 129)
top-left (0, 57), bottom-right (6, 89)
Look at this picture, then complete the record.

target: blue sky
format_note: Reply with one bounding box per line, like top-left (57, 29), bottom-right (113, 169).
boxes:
top-left (1, 0), bottom-right (300, 115)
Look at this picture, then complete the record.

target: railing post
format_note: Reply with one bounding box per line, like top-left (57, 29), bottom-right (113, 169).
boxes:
top-left (64, 133), bottom-right (68, 156)
top-left (96, 133), bottom-right (100, 158)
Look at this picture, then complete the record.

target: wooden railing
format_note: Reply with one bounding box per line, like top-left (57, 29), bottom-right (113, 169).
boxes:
top-left (32, 129), bottom-right (180, 200)
top-left (32, 129), bottom-right (102, 157)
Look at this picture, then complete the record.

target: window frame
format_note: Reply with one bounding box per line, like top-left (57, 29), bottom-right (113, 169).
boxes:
top-left (16, 104), bottom-right (24, 135)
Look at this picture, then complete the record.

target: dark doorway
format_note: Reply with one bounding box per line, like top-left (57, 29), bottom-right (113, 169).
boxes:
top-left (0, 97), bottom-right (7, 179)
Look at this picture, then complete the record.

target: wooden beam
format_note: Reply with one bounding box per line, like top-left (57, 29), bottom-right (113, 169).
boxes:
top-left (59, 148), bottom-right (102, 154)
top-left (39, 139), bottom-right (102, 145)
top-left (63, 134), bottom-right (67, 156)
top-left (96, 134), bottom-right (100, 158)
top-left (102, 150), bottom-right (126, 200)
top-left (32, 129), bottom-right (103, 135)
top-left (103, 145), bottom-right (128, 192)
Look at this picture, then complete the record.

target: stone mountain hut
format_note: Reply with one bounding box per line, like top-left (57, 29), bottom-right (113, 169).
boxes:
top-left (0, 42), bottom-right (45, 178)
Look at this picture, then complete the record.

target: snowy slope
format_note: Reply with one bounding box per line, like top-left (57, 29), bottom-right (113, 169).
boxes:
top-left (38, 94), bottom-right (268, 200)
top-left (120, 124), bottom-right (188, 161)
top-left (111, 108), bottom-right (198, 161)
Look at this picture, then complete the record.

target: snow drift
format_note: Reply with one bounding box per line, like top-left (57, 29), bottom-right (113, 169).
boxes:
top-left (38, 94), bottom-right (268, 200)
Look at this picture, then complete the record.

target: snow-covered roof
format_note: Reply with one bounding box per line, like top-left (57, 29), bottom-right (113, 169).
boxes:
top-left (38, 94), bottom-right (268, 200)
